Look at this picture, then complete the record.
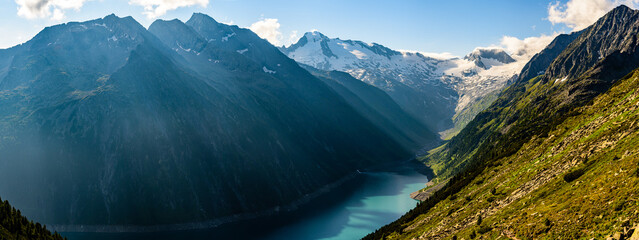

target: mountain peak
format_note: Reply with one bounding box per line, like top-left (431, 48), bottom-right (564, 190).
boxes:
top-left (150, 18), bottom-right (185, 28)
top-left (101, 13), bottom-right (138, 25)
top-left (104, 13), bottom-right (117, 19)
top-left (188, 12), bottom-right (218, 25)
top-left (545, 4), bottom-right (639, 82)
top-left (464, 47), bottom-right (515, 69)
top-left (303, 31), bottom-right (330, 42)
top-left (610, 4), bottom-right (632, 14)
top-left (149, 17), bottom-right (207, 53)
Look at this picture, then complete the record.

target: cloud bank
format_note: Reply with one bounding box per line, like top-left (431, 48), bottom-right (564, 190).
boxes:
top-left (548, 0), bottom-right (639, 31)
top-left (16, 0), bottom-right (89, 20)
top-left (129, 0), bottom-right (209, 18)
top-left (499, 34), bottom-right (558, 61)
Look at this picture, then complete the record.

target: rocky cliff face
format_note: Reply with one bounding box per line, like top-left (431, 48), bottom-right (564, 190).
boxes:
top-left (0, 14), bottom-right (413, 226)
top-left (516, 31), bottom-right (583, 85)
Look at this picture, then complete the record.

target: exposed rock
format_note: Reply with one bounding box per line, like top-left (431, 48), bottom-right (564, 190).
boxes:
top-left (411, 181), bottom-right (447, 201)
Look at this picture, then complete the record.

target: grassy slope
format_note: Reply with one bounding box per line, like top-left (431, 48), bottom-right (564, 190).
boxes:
top-left (0, 197), bottom-right (66, 240)
top-left (370, 69), bottom-right (639, 240)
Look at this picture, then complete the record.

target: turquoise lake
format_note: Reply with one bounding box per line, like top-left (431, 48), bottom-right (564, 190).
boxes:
top-left (64, 166), bottom-right (428, 240)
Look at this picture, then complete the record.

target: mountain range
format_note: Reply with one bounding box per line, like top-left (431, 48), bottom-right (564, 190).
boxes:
top-left (0, 13), bottom-right (433, 227)
top-left (3, 4), bottom-right (632, 239)
top-left (280, 32), bottom-right (524, 135)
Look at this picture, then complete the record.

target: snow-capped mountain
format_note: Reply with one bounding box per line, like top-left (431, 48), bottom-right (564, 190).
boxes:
top-left (464, 48), bottom-right (515, 69)
top-left (438, 47), bottom-right (525, 113)
top-left (281, 31), bottom-right (526, 134)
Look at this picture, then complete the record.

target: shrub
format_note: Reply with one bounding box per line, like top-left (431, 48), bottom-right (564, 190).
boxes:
top-left (478, 226), bottom-right (492, 234)
top-left (613, 200), bottom-right (625, 211)
top-left (563, 168), bottom-right (585, 182)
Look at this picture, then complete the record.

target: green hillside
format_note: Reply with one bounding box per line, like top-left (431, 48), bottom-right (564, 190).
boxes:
top-left (365, 5), bottom-right (639, 240)
top-left (365, 66), bottom-right (639, 240)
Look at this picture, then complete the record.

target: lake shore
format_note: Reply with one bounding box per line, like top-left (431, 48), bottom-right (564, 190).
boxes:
top-left (51, 171), bottom-right (359, 233)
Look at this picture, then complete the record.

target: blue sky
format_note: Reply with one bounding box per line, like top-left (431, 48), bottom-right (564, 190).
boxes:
top-left (0, 0), bottom-right (634, 56)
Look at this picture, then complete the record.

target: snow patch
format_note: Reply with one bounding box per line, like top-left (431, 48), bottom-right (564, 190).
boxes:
top-left (236, 48), bottom-right (249, 54)
top-left (222, 33), bottom-right (236, 42)
top-left (108, 36), bottom-right (118, 42)
top-left (263, 66), bottom-right (276, 74)
top-left (350, 50), bottom-right (368, 59)
top-left (94, 23), bottom-right (110, 31)
top-left (176, 42), bottom-right (191, 52)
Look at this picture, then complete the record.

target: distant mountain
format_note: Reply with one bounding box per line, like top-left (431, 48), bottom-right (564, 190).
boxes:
top-left (464, 48), bottom-right (515, 69)
top-left (281, 31), bottom-right (457, 132)
top-left (280, 32), bottom-right (522, 134)
top-left (367, 5), bottom-right (639, 239)
top-left (0, 13), bottom-right (414, 227)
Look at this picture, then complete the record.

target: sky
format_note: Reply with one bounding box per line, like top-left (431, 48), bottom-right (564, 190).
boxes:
top-left (1, 0), bottom-right (638, 57)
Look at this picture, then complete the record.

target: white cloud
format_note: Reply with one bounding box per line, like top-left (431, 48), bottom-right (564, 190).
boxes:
top-left (287, 30), bottom-right (300, 46)
top-left (548, 0), bottom-right (639, 31)
top-left (129, 0), bottom-right (209, 19)
top-left (499, 34), bottom-right (558, 61)
top-left (249, 18), bottom-right (282, 46)
top-left (248, 18), bottom-right (298, 47)
top-left (16, 0), bottom-right (89, 20)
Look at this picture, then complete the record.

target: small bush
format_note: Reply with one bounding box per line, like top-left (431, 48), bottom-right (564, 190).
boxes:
top-left (477, 226), bottom-right (492, 234)
top-left (563, 168), bottom-right (585, 182)
top-left (614, 200), bottom-right (625, 211)
top-left (449, 194), bottom-right (458, 201)
top-left (544, 218), bottom-right (551, 227)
